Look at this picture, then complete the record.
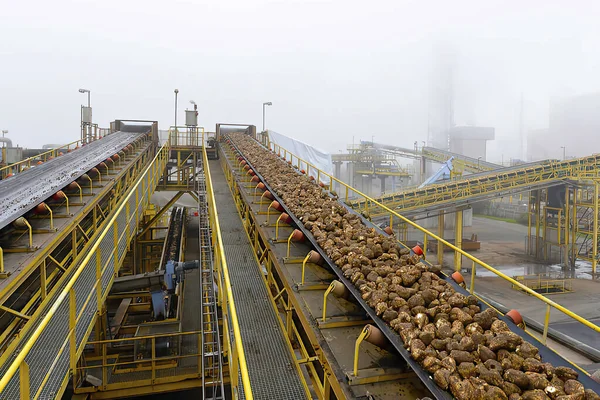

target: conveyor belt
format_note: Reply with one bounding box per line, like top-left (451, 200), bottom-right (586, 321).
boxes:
top-left (209, 159), bottom-right (308, 400)
top-left (356, 153), bottom-right (600, 216)
top-left (422, 146), bottom-right (500, 171)
top-left (227, 135), bottom-right (600, 398)
top-left (0, 139), bottom-right (158, 399)
top-left (0, 131), bottom-right (147, 231)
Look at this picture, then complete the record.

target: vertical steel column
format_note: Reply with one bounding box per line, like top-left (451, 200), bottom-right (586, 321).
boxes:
top-left (454, 210), bottom-right (463, 271)
top-left (593, 182), bottom-right (599, 275)
top-left (535, 189), bottom-right (541, 258)
top-left (564, 187), bottom-right (570, 266)
top-left (437, 211), bottom-right (444, 266)
top-left (528, 191), bottom-right (533, 255)
top-left (571, 187), bottom-right (578, 267)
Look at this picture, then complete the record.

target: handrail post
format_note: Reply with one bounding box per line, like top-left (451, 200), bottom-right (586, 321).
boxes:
top-left (151, 337), bottom-right (156, 382)
top-left (69, 289), bottom-right (77, 376)
top-left (353, 326), bottom-right (370, 377)
top-left (470, 261), bottom-right (476, 294)
top-left (542, 304), bottom-right (551, 345)
top-left (266, 202), bottom-right (273, 224)
top-left (22, 218), bottom-right (33, 249)
top-left (0, 247), bottom-right (5, 279)
top-left (301, 252), bottom-right (311, 285)
top-left (43, 203), bottom-right (54, 230)
top-left (19, 361), bottom-right (30, 400)
top-left (321, 281), bottom-right (335, 321)
top-left (73, 181), bottom-right (83, 203)
top-left (275, 214), bottom-right (283, 240)
top-left (454, 210), bottom-right (463, 271)
top-left (286, 231), bottom-right (294, 258)
top-left (64, 192), bottom-right (70, 215)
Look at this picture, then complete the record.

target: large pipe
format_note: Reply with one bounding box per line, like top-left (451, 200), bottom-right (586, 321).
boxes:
top-left (41, 144), bottom-right (64, 149)
top-left (0, 137), bottom-right (13, 148)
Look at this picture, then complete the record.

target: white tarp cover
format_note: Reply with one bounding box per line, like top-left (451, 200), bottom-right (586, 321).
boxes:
top-left (267, 130), bottom-right (333, 184)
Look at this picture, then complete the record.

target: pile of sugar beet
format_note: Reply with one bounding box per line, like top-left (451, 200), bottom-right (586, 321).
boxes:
top-left (227, 133), bottom-right (599, 400)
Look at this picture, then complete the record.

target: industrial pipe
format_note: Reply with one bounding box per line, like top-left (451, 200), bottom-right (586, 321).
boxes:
top-left (41, 144), bottom-right (64, 149)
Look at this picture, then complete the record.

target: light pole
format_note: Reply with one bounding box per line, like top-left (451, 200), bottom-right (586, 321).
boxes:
top-left (477, 156), bottom-right (482, 170)
top-left (561, 146), bottom-right (566, 161)
top-left (262, 102), bottom-right (272, 132)
top-left (78, 89), bottom-right (91, 143)
top-left (1, 130), bottom-right (7, 138)
top-left (78, 88), bottom-right (91, 107)
top-left (174, 89), bottom-right (179, 129)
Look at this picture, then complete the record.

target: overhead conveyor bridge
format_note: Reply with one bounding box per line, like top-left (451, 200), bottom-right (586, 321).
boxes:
top-left (422, 146), bottom-right (500, 173)
top-left (350, 154), bottom-right (600, 217)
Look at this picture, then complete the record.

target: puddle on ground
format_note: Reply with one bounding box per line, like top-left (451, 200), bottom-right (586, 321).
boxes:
top-left (473, 260), bottom-right (594, 279)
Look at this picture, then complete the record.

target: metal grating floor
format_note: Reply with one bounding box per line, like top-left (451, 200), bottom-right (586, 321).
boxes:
top-left (209, 160), bottom-right (308, 400)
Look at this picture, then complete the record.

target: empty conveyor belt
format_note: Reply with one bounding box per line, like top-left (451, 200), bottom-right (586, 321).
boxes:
top-left (0, 143), bottom-right (168, 399)
top-left (0, 131), bottom-right (148, 230)
top-left (209, 159), bottom-right (308, 400)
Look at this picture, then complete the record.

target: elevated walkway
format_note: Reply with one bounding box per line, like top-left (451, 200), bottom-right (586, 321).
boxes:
top-left (209, 159), bottom-right (308, 400)
top-left (0, 144), bottom-right (169, 399)
top-left (353, 154), bottom-right (600, 216)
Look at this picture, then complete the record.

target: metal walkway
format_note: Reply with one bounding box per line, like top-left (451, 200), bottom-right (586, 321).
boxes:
top-left (209, 159), bottom-right (308, 400)
top-left (196, 160), bottom-right (225, 400)
top-left (0, 142), bottom-right (167, 399)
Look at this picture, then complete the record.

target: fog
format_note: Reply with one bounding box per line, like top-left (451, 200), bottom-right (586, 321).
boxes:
top-left (2, 0), bottom-right (599, 162)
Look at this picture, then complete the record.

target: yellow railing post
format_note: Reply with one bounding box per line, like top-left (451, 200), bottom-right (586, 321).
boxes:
top-left (69, 289), bottom-right (77, 374)
top-left (275, 214), bottom-right (284, 240)
top-left (470, 261), bottom-right (476, 294)
top-left (301, 252), bottom-right (311, 285)
top-left (151, 336), bottom-right (156, 382)
top-left (21, 218), bottom-right (33, 249)
top-left (542, 304), bottom-right (551, 345)
top-left (0, 247), bottom-right (5, 279)
top-left (19, 361), bottom-right (30, 400)
top-left (454, 210), bottom-right (463, 271)
top-left (321, 282), bottom-right (335, 321)
top-left (353, 326), bottom-right (369, 377)
top-left (437, 212), bottom-right (444, 265)
top-left (286, 231), bottom-right (295, 258)
top-left (43, 203), bottom-right (54, 230)
top-left (73, 181), bottom-right (83, 203)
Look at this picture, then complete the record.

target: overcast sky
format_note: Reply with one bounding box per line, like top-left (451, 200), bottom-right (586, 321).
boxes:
top-left (2, 0), bottom-right (599, 161)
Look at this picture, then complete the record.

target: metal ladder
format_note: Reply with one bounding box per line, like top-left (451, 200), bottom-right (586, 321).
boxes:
top-left (196, 163), bottom-right (225, 400)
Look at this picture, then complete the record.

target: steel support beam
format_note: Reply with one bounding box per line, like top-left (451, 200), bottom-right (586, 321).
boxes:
top-left (137, 191), bottom-right (184, 237)
top-left (454, 210), bottom-right (462, 271)
top-left (437, 211), bottom-right (444, 266)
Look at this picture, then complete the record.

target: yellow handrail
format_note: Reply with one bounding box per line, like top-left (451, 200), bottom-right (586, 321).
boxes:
top-left (203, 135), bottom-right (254, 398)
top-left (0, 140), bottom-right (166, 395)
top-left (267, 141), bottom-right (600, 335)
top-left (0, 139), bottom-right (82, 177)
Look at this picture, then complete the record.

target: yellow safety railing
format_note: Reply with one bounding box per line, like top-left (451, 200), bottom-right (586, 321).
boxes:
top-left (0, 139), bottom-right (82, 178)
top-left (168, 126), bottom-right (205, 148)
top-left (513, 274), bottom-right (573, 294)
top-left (354, 154), bottom-right (600, 216)
top-left (266, 141), bottom-right (600, 347)
top-left (75, 331), bottom-right (204, 391)
top-left (203, 134), bottom-right (253, 399)
top-left (0, 142), bottom-right (169, 399)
